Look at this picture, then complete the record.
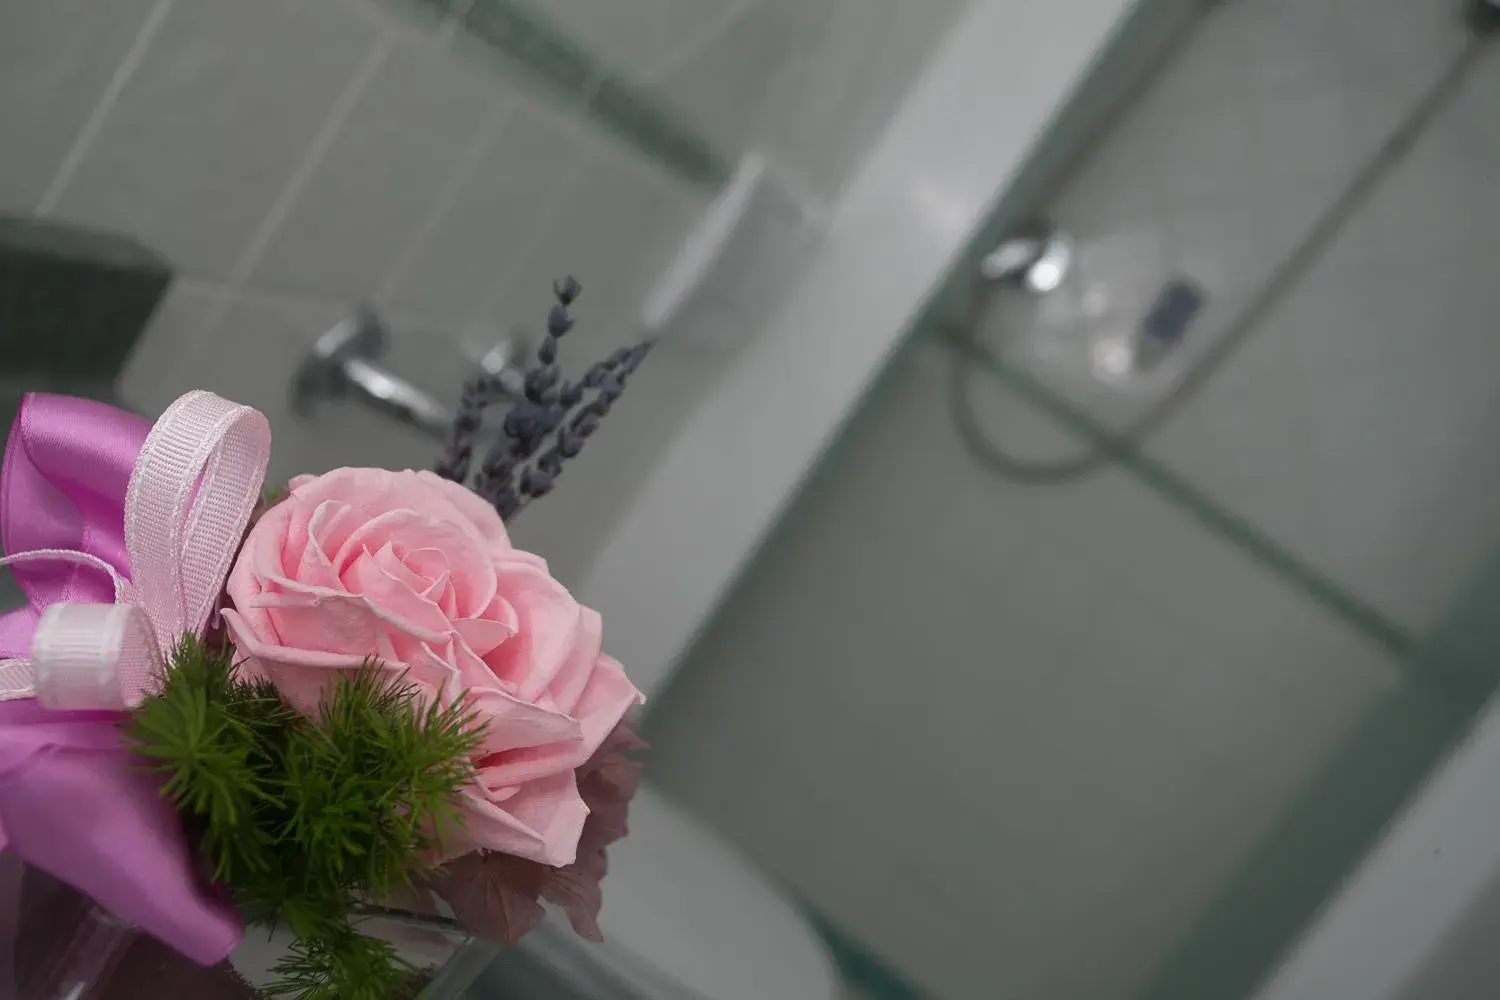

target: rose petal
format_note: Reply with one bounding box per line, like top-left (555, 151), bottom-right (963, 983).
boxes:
top-left (402, 548), bottom-right (457, 615)
top-left (435, 642), bottom-right (580, 757)
top-left (304, 500), bottom-right (360, 583)
top-left (416, 471), bottom-right (512, 554)
top-left (373, 541), bottom-right (426, 591)
top-left (333, 509), bottom-right (498, 614)
top-left (222, 608), bottom-right (374, 711)
top-left (484, 561), bottom-right (581, 700)
top-left (452, 616), bottom-right (512, 659)
top-left (472, 655), bottom-right (639, 788)
top-left (465, 687), bottom-right (582, 757)
top-left (294, 469), bottom-right (494, 560)
top-left (449, 771), bottom-right (589, 867)
top-left (345, 549), bottom-right (453, 638)
top-left (448, 632), bottom-right (510, 694)
top-left (252, 496), bottom-right (304, 578)
top-left (545, 606), bottom-right (603, 715)
top-left (451, 593), bottom-right (517, 659)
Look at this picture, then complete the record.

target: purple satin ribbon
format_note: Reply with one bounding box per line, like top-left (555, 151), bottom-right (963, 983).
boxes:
top-left (0, 394), bottom-right (242, 965)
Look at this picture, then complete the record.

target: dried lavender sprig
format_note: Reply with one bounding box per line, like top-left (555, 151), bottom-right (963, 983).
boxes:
top-left (554, 276), bottom-right (581, 306)
top-left (506, 338), bottom-right (656, 518)
top-left (435, 276), bottom-right (657, 520)
top-left (433, 375), bottom-right (493, 482)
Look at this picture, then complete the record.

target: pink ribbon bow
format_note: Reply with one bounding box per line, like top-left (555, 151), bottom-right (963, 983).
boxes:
top-left (0, 391), bottom-right (271, 964)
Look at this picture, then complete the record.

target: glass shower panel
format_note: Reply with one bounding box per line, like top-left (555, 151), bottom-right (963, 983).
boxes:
top-left (963, 0), bottom-right (1498, 638)
top-left (644, 2), bottom-right (1500, 999)
top-left (646, 335), bottom-right (1404, 1000)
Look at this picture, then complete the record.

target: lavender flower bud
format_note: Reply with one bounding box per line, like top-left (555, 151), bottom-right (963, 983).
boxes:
top-left (479, 435), bottom-right (511, 472)
top-left (433, 442), bottom-right (472, 482)
top-left (524, 367), bottom-right (559, 403)
top-left (581, 363), bottom-right (609, 389)
top-left (621, 340), bottom-right (655, 374)
top-left (503, 403), bottom-right (540, 441)
top-left (520, 467), bottom-right (555, 498)
top-left (495, 486), bottom-right (521, 520)
top-left (571, 411), bottom-right (600, 437)
top-left (553, 276), bottom-right (582, 306)
top-left (546, 304), bottom-right (575, 338)
top-left (453, 407), bottom-right (482, 435)
top-left (538, 336), bottom-right (559, 365)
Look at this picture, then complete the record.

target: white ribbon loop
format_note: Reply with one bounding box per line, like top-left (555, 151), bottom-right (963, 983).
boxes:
top-left (32, 604), bottom-right (162, 711)
top-left (0, 392), bottom-right (270, 710)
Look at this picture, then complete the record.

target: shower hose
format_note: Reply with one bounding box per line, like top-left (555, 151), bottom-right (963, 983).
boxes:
top-left (949, 25), bottom-right (1495, 485)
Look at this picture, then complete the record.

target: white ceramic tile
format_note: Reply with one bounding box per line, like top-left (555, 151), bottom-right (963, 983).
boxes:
top-left (0, 0), bottom-right (162, 213)
top-left (116, 278), bottom-right (222, 418)
top-left (484, 152), bottom-right (705, 353)
top-left (1445, 44), bottom-right (1500, 172)
top-left (653, 5), bottom-right (787, 162)
top-left (176, 290), bottom-right (442, 484)
top-left (654, 0), bottom-right (968, 197)
top-left (1255, 85), bottom-right (1362, 187)
top-left (655, 0), bottom-right (755, 68)
top-left (1238, 0), bottom-right (1346, 96)
top-left (1366, 136), bottom-right (1490, 264)
top-left (250, 39), bottom-right (500, 300)
top-left (1150, 98), bottom-right (1258, 208)
top-left (383, 103), bottom-right (584, 318)
top-left (1329, 0), bottom-right (1470, 102)
top-left (529, 0), bottom-right (673, 79)
top-left (507, 345), bottom-right (730, 588)
top-left (51, 0), bottom-right (378, 275)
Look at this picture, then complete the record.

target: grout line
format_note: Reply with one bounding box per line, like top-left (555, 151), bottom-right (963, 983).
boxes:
top-left (374, 101), bottom-right (514, 302)
top-left (648, 0), bottom-right (759, 83)
top-left (35, 0), bottom-right (177, 215)
top-left (176, 272), bottom-right (359, 316)
top-left (458, 157), bottom-right (593, 335)
top-left (947, 330), bottom-right (1416, 659)
top-left (225, 35), bottom-right (395, 288)
top-left (435, 0), bottom-right (477, 45)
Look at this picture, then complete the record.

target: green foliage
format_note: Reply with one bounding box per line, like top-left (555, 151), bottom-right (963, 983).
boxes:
top-left (128, 637), bottom-right (485, 999)
top-left (267, 926), bottom-right (421, 1000)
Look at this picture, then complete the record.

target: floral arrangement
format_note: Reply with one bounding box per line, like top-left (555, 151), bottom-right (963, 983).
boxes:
top-left (0, 279), bottom-right (649, 998)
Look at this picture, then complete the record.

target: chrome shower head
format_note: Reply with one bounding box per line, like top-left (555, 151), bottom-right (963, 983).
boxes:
top-left (980, 224), bottom-right (1074, 293)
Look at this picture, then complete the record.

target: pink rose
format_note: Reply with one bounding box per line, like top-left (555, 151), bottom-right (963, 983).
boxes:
top-left (221, 468), bottom-right (642, 868)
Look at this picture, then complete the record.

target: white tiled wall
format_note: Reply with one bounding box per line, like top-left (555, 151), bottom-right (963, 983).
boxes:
top-left (644, 0), bottom-right (971, 196)
top-left (526, 0), bottom-right (971, 197)
top-left (0, 0), bottom-right (722, 586)
top-left (0, 0), bottom-right (970, 584)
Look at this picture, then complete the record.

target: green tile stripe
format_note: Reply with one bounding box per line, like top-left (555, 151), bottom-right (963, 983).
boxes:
top-left (804, 906), bottom-right (926, 1000)
top-left (938, 336), bottom-right (1500, 1000)
top-left (382, 0), bottom-right (733, 189)
top-left (1137, 551), bottom-right (1500, 1000)
top-left (943, 329), bottom-right (1417, 662)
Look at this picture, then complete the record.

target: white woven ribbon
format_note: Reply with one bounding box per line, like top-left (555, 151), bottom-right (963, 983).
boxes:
top-left (0, 391), bottom-right (270, 710)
